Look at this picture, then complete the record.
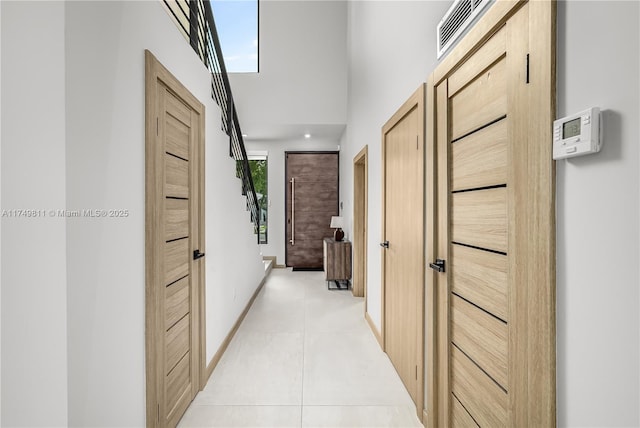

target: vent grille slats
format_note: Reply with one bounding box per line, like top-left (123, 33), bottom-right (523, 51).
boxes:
top-left (441, 1), bottom-right (473, 43)
top-left (437, 0), bottom-right (492, 59)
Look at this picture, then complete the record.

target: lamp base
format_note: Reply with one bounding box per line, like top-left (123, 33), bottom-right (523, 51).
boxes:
top-left (334, 228), bottom-right (344, 241)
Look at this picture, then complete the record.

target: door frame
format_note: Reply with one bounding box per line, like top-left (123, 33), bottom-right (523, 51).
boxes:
top-left (283, 151), bottom-right (340, 267)
top-left (380, 84), bottom-right (426, 419)
top-left (352, 146), bottom-right (368, 299)
top-left (424, 1), bottom-right (556, 426)
top-left (144, 50), bottom-right (206, 426)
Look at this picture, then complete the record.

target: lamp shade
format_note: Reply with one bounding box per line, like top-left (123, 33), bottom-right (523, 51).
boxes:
top-left (330, 216), bottom-right (344, 229)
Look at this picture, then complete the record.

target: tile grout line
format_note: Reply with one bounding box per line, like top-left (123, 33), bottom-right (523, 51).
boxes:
top-left (182, 271), bottom-right (421, 426)
top-left (300, 276), bottom-right (307, 427)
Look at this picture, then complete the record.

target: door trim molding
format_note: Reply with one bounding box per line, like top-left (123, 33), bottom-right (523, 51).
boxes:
top-left (353, 145), bottom-right (368, 300)
top-left (145, 50), bottom-right (206, 427)
top-left (424, 74), bottom-right (437, 428)
top-left (380, 84), bottom-right (426, 419)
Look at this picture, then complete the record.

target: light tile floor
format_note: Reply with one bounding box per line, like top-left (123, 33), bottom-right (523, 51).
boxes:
top-left (179, 269), bottom-right (423, 428)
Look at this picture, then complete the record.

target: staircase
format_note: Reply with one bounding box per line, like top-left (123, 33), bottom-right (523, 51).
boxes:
top-left (164, 0), bottom-right (261, 241)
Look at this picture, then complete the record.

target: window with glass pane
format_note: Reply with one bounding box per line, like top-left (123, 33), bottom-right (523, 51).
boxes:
top-left (248, 156), bottom-right (267, 244)
top-left (211, 0), bottom-right (259, 73)
top-left (160, 0), bottom-right (258, 73)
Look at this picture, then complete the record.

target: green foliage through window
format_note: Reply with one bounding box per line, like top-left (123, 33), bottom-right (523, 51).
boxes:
top-left (249, 159), bottom-right (268, 243)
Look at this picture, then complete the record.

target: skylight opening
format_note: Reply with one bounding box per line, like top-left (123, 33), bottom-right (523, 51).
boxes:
top-left (211, 0), bottom-right (259, 73)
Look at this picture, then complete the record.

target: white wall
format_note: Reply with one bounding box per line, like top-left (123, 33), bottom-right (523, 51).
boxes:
top-left (230, 0), bottom-right (349, 263)
top-left (204, 120), bottom-right (265, 364)
top-left (555, 1), bottom-right (639, 426)
top-left (340, 0), bottom-right (449, 343)
top-left (246, 139), bottom-right (341, 265)
top-left (229, 0), bottom-right (347, 135)
top-left (65, 1), bottom-right (263, 425)
top-left (1, 2), bottom-right (68, 426)
top-left (0, 1), bottom-right (3, 421)
top-left (341, 1), bottom-right (640, 425)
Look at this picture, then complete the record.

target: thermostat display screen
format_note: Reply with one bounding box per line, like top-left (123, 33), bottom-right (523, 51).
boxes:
top-left (553, 107), bottom-right (601, 160)
top-left (563, 117), bottom-right (581, 139)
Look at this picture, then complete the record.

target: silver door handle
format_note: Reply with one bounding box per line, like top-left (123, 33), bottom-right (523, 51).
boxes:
top-left (290, 177), bottom-right (295, 245)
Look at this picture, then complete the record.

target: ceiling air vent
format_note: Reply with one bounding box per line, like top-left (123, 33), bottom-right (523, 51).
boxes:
top-left (437, 0), bottom-right (492, 59)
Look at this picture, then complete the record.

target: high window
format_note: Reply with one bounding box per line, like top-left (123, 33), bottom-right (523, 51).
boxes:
top-left (161, 0), bottom-right (258, 73)
top-left (248, 154), bottom-right (268, 244)
top-left (211, 0), bottom-right (259, 73)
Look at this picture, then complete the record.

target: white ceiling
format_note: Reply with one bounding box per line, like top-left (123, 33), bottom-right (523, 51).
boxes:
top-left (241, 123), bottom-right (346, 143)
top-left (227, 0), bottom-right (348, 143)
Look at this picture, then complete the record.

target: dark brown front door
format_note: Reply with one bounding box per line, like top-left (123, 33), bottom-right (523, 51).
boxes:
top-left (285, 152), bottom-right (339, 269)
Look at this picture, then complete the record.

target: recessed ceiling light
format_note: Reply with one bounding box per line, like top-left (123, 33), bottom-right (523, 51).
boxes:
top-left (242, 134), bottom-right (248, 138)
top-left (304, 133), bottom-right (311, 139)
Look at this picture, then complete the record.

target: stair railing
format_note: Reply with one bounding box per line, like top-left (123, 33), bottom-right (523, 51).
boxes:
top-left (164, 0), bottom-right (261, 241)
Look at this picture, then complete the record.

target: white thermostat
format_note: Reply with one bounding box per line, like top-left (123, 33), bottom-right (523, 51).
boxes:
top-left (553, 107), bottom-right (601, 160)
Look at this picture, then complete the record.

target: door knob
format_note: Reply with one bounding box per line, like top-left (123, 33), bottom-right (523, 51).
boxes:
top-left (380, 241), bottom-right (390, 249)
top-left (429, 259), bottom-right (445, 273)
top-left (193, 249), bottom-right (206, 260)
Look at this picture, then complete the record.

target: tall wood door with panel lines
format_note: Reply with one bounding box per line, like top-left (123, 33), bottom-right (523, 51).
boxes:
top-left (145, 51), bottom-right (205, 428)
top-left (427, 1), bottom-right (555, 427)
top-left (382, 85), bottom-right (425, 416)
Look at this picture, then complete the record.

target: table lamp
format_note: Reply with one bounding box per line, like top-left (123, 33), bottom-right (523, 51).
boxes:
top-left (330, 216), bottom-right (344, 241)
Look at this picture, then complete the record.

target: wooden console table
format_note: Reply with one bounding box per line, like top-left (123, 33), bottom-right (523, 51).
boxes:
top-left (323, 237), bottom-right (352, 290)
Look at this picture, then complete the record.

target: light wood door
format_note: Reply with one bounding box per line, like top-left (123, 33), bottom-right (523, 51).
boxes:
top-left (145, 51), bottom-right (205, 428)
top-left (426, 1), bottom-right (556, 427)
top-left (381, 85), bottom-right (425, 415)
top-left (285, 152), bottom-right (339, 269)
